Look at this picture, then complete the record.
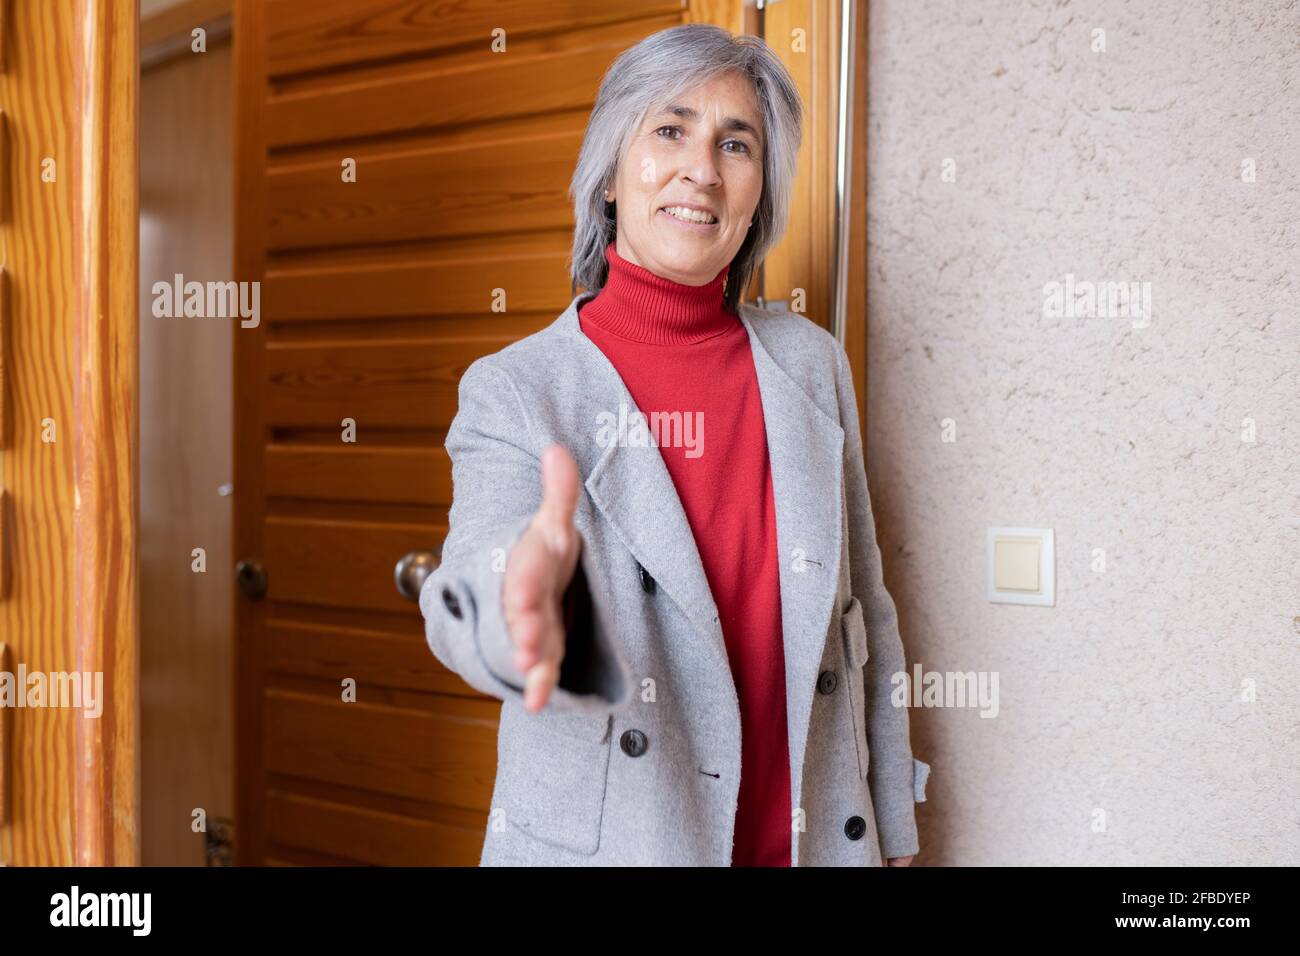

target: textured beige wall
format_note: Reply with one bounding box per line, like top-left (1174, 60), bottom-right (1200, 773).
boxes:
top-left (865, 0), bottom-right (1298, 865)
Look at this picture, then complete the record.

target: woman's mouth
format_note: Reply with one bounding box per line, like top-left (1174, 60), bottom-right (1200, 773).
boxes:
top-left (659, 206), bottom-right (719, 230)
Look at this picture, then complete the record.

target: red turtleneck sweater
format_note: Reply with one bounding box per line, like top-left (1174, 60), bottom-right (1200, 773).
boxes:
top-left (578, 241), bottom-right (791, 867)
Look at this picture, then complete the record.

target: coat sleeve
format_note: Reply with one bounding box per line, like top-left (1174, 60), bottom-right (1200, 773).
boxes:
top-left (832, 341), bottom-right (930, 860)
top-left (418, 356), bottom-right (635, 717)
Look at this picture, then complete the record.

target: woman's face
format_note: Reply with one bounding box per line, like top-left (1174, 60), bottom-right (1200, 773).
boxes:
top-left (609, 70), bottom-right (765, 287)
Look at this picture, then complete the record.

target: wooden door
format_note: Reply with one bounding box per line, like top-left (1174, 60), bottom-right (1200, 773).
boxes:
top-left (233, 0), bottom-right (694, 866)
top-left (0, 0), bottom-right (138, 867)
top-left (139, 2), bottom-right (235, 867)
top-left (232, 0), bottom-right (858, 865)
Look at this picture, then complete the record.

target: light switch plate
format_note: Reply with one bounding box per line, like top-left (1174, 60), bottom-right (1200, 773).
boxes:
top-left (987, 527), bottom-right (1055, 606)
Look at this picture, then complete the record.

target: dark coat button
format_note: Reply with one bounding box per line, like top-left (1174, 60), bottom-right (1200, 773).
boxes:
top-left (638, 563), bottom-right (656, 594)
top-left (620, 728), bottom-right (649, 757)
top-left (441, 587), bottom-right (463, 620)
top-left (844, 815), bottom-right (867, 841)
top-left (817, 670), bottom-right (838, 695)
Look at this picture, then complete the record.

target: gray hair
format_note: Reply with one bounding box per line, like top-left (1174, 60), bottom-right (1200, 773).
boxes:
top-left (568, 24), bottom-right (803, 313)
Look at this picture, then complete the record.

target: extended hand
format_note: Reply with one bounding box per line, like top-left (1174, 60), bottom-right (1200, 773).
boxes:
top-left (502, 444), bottom-right (583, 714)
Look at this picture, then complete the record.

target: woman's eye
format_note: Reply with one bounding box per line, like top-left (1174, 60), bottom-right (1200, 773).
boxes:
top-left (656, 127), bottom-right (751, 156)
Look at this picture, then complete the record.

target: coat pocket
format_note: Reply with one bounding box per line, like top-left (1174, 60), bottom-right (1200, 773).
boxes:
top-left (840, 596), bottom-right (870, 779)
top-left (493, 705), bottom-right (612, 856)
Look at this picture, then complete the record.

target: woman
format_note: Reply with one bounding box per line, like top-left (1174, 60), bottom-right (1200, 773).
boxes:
top-left (420, 23), bottom-right (928, 867)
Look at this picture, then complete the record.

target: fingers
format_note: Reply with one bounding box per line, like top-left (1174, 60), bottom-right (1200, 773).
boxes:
top-left (535, 444), bottom-right (579, 557)
top-left (502, 443), bottom-right (579, 714)
top-left (506, 544), bottom-right (563, 713)
top-left (524, 658), bottom-right (561, 714)
top-left (503, 530), bottom-right (561, 674)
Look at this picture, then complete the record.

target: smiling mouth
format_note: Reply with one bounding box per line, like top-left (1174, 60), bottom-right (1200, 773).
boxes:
top-left (659, 205), bottom-right (719, 225)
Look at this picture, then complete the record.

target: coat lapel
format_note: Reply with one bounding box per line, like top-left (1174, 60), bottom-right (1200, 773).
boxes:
top-left (558, 297), bottom-right (733, 687)
top-left (738, 310), bottom-right (845, 833)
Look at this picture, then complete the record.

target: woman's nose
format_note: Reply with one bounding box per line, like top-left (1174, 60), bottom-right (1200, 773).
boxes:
top-left (680, 138), bottom-right (722, 189)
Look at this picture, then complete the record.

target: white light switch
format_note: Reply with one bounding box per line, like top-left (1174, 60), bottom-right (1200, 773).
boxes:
top-left (994, 538), bottom-right (1040, 590)
top-left (987, 527), bottom-right (1054, 606)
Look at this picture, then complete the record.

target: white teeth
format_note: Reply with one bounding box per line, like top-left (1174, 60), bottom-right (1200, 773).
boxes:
top-left (662, 206), bottom-right (717, 224)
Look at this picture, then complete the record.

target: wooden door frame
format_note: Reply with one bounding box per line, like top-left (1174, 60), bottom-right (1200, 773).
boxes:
top-left (0, 0), bottom-right (140, 867)
top-left (843, 0), bottom-right (868, 439)
top-left (73, 0), bottom-right (141, 868)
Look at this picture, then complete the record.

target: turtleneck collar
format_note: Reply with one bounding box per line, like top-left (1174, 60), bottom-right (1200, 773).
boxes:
top-left (578, 241), bottom-right (737, 345)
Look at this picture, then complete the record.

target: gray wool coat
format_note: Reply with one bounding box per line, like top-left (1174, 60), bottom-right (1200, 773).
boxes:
top-left (419, 291), bottom-right (930, 866)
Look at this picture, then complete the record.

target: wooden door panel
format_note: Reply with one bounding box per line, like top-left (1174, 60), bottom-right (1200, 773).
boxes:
top-left (263, 234), bottom-right (571, 322)
top-left (264, 0), bottom-right (683, 76)
top-left (265, 790), bottom-right (485, 865)
top-left (266, 130), bottom-right (582, 250)
top-left (265, 16), bottom-right (674, 149)
top-left (264, 617), bottom-right (467, 695)
top-left (262, 690), bottom-right (499, 807)
top-left (263, 339), bottom-right (500, 427)
top-left (264, 518), bottom-right (438, 611)
top-left (264, 447), bottom-right (451, 504)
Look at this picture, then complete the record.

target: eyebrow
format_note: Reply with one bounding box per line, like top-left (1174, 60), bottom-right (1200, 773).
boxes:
top-left (655, 104), bottom-right (762, 141)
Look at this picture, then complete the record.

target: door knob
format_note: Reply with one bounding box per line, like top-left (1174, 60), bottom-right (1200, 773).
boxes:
top-left (235, 560), bottom-right (267, 600)
top-left (395, 550), bottom-right (439, 602)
